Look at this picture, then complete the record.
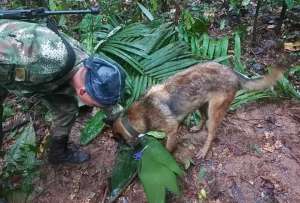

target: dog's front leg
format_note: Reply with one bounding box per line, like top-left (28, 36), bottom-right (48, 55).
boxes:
top-left (165, 124), bottom-right (179, 152)
top-left (166, 132), bottom-right (178, 152)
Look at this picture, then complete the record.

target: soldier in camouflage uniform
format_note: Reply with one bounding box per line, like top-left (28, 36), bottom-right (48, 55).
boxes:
top-left (0, 19), bottom-right (126, 164)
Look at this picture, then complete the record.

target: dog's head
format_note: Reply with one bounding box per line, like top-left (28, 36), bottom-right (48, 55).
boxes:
top-left (112, 102), bottom-right (146, 146)
top-left (112, 116), bottom-right (139, 146)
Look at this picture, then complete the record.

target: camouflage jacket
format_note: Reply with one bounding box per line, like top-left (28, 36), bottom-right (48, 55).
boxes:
top-left (0, 19), bottom-right (88, 95)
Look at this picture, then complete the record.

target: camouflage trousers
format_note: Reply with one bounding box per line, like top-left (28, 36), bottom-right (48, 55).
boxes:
top-left (41, 93), bottom-right (78, 141)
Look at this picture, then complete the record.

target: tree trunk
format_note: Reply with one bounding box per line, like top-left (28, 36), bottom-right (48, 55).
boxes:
top-left (252, 0), bottom-right (262, 46)
top-left (276, 0), bottom-right (287, 35)
top-left (174, 2), bottom-right (181, 25)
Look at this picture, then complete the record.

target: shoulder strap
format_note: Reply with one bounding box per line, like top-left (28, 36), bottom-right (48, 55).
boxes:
top-left (23, 19), bottom-right (78, 92)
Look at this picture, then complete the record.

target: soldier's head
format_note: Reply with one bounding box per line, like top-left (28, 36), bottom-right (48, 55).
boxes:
top-left (72, 56), bottom-right (126, 107)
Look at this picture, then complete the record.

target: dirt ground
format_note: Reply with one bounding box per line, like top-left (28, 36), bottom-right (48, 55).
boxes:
top-left (28, 99), bottom-right (300, 203)
top-left (0, 2), bottom-right (299, 203)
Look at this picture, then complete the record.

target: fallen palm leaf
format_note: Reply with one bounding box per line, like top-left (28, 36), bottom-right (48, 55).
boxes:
top-left (275, 74), bottom-right (300, 100)
top-left (109, 144), bottom-right (137, 202)
top-left (230, 90), bottom-right (276, 111)
top-left (284, 41), bottom-right (300, 51)
top-left (137, 2), bottom-right (154, 21)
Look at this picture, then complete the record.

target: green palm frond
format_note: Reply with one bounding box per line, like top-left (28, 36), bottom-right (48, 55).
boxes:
top-left (81, 20), bottom-right (199, 106)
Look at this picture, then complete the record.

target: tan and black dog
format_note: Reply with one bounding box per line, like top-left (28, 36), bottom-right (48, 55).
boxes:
top-left (113, 62), bottom-right (284, 159)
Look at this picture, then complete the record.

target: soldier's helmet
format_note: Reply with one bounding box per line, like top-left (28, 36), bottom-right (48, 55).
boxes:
top-left (84, 56), bottom-right (126, 106)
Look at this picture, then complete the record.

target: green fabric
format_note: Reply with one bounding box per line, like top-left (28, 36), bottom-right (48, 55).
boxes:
top-left (41, 84), bottom-right (79, 139)
top-left (0, 19), bottom-right (88, 93)
top-left (0, 20), bottom-right (87, 142)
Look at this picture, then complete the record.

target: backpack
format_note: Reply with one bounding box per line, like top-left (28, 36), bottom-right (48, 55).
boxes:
top-left (0, 19), bottom-right (77, 91)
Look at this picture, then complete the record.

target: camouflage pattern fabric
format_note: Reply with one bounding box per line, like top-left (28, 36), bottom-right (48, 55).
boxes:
top-left (0, 19), bottom-right (88, 93)
top-left (41, 85), bottom-right (79, 140)
top-left (0, 20), bottom-right (88, 144)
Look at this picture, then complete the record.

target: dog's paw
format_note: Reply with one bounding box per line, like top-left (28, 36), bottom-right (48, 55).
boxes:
top-left (196, 146), bottom-right (211, 159)
top-left (195, 150), bottom-right (206, 160)
top-left (193, 152), bottom-right (205, 165)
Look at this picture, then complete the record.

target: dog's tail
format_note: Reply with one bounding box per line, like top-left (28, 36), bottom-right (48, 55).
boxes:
top-left (236, 67), bottom-right (284, 91)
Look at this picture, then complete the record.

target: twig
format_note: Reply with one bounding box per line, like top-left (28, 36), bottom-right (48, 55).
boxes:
top-left (289, 153), bottom-right (300, 166)
top-left (252, 0), bottom-right (262, 46)
top-left (174, 2), bottom-right (181, 25)
top-left (3, 113), bottom-right (31, 133)
top-left (276, 0), bottom-right (287, 35)
top-left (284, 147), bottom-right (300, 166)
top-left (101, 186), bottom-right (108, 203)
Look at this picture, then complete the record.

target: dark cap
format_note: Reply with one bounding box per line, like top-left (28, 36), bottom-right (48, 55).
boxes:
top-left (84, 56), bottom-right (126, 106)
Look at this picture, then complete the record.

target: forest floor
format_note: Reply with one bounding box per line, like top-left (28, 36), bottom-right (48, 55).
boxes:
top-left (30, 7), bottom-right (300, 200)
top-left (30, 100), bottom-right (300, 203)
top-left (1, 2), bottom-right (299, 203)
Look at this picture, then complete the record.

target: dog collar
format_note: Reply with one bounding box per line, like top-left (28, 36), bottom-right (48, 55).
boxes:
top-left (121, 116), bottom-right (140, 138)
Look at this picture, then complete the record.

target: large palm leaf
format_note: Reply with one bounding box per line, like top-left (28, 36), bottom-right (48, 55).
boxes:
top-left (79, 16), bottom-right (199, 106)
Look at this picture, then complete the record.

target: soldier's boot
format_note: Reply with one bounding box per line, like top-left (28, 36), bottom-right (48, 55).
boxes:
top-left (48, 136), bottom-right (90, 165)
